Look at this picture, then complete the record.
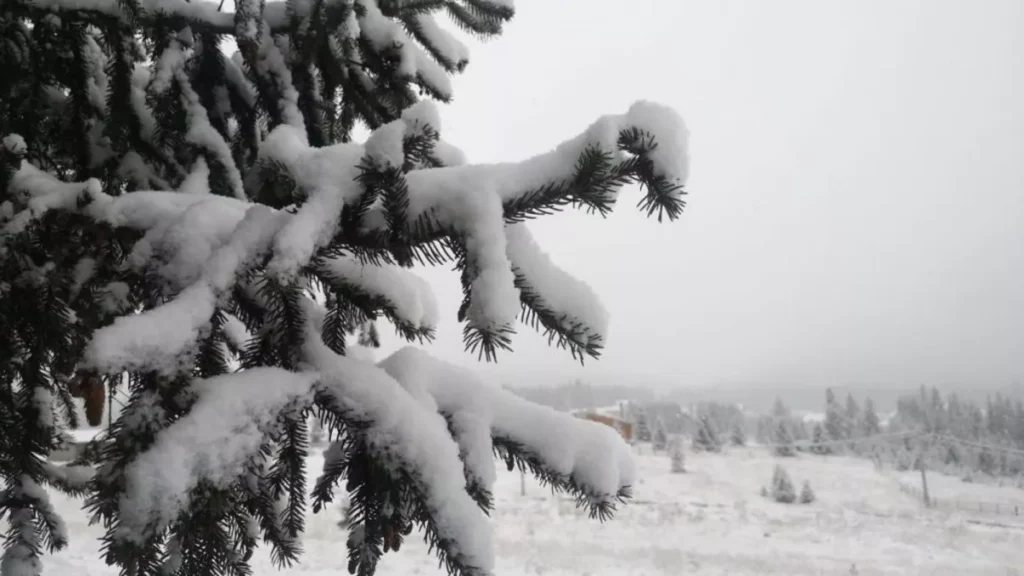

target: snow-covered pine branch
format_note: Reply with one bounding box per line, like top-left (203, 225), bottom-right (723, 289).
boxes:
top-left (6, 98), bottom-right (686, 369)
top-left (0, 1), bottom-right (689, 574)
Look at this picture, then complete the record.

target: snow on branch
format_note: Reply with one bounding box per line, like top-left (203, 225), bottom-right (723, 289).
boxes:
top-left (505, 223), bottom-right (608, 360)
top-left (3, 99), bottom-right (687, 368)
top-left (85, 205), bottom-right (289, 375)
top-left (402, 13), bottom-right (471, 73)
top-left (378, 347), bottom-right (634, 507)
top-left (357, 0), bottom-right (454, 99)
top-left (301, 300), bottom-right (495, 574)
top-left (115, 368), bottom-right (318, 542)
top-left (315, 254), bottom-right (439, 335)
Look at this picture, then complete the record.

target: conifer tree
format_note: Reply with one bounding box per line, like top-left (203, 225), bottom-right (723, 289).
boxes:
top-left (652, 419), bottom-right (668, 451)
top-left (730, 421), bottom-right (747, 447)
top-left (772, 397), bottom-right (790, 419)
top-left (635, 411), bottom-right (652, 443)
top-left (844, 393), bottom-right (860, 438)
top-left (824, 388), bottom-right (846, 442)
top-left (799, 480), bottom-right (815, 504)
top-left (773, 419), bottom-right (795, 457)
top-left (0, 2), bottom-right (690, 575)
top-left (669, 436), bottom-right (685, 474)
top-left (692, 414), bottom-right (721, 453)
top-left (770, 464), bottom-right (796, 503)
top-left (862, 397), bottom-right (882, 437)
top-left (811, 422), bottom-right (831, 455)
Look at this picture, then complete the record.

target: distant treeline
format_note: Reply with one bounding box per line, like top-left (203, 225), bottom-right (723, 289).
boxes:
top-left (512, 380), bottom-right (1024, 481)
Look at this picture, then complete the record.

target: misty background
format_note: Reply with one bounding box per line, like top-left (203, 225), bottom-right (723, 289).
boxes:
top-left (371, 0), bottom-right (1024, 409)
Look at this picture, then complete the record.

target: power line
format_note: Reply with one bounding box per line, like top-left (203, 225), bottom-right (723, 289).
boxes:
top-left (929, 433), bottom-right (1024, 458)
top-left (749, 429), bottom-right (925, 451)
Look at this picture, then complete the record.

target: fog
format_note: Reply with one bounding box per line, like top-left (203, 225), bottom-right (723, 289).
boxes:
top-left (376, 0), bottom-right (1024, 393)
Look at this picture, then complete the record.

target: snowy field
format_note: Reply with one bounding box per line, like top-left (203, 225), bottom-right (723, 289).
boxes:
top-left (40, 446), bottom-right (1024, 575)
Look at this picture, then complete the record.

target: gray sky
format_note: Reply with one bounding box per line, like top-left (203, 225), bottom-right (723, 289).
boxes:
top-left (376, 0), bottom-right (1024, 390)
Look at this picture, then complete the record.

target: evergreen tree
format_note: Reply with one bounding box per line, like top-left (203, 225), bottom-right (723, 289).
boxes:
top-left (799, 480), bottom-right (815, 504)
top-left (943, 442), bottom-right (962, 467)
top-left (669, 436), bottom-right (686, 474)
top-left (824, 388), bottom-right (846, 442)
top-left (810, 422), bottom-right (831, 455)
top-left (635, 411), bottom-right (653, 443)
top-left (730, 421), bottom-right (747, 446)
top-left (652, 419), bottom-right (668, 451)
top-left (692, 414), bottom-right (721, 453)
top-left (862, 397), bottom-right (882, 437)
top-left (844, 393), bottom-right (861, 438)
top-left (0, 3), bottom-right (689, 574)
top-left (978, 447), bottom-right (997, 476)
top-left (770, 465), bottom-right (796, 503)
top-left (895, 445), bottom-right (914, 471)
top-left (773, 419), bottom-right (795, 457)
top-left (772, 396), bottom-right (790, 420)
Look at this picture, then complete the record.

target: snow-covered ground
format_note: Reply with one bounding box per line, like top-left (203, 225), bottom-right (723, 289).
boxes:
top-left (40, 446), bottom-right (1024, 575)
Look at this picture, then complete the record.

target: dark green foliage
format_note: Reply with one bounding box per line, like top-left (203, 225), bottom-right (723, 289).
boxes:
top-left (0, 1), bottom-right (689, 574)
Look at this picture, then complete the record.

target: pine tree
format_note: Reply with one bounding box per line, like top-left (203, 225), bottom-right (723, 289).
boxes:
top-left (652, 419), bottom-right (668, 451)
top-left (824, 388), bottom-right (846, 442)
top-left (799, 480), bottom-right (815, 504)
top-left (692, 414), bottom-right (721, 453)
top-left (811, 422), bottom-right (831, 455)
top-left (862, 397), bottom-right (882, 437)
top-left (844, 394), bottom-right (861, 438)
top-left (773, 419), bottom-right (796, 457)
top-left (770, 464), bottom-right (796, 503)
top-left (978, 447), bottom-right (997, 476)
top-left (0, 3), bottom-right (689, 574)
top-left (669, 436), bottom-right (686, 474)
top-left (635, 411), bottom-right (652, 443)
top-left (730, 421), bottom-right (747, 447)
top-left (772, 396), bottom-right (790, 419)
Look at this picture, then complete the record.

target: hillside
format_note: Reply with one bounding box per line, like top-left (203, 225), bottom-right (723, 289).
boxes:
top-left (38, 447), bottom-right (1024, 575)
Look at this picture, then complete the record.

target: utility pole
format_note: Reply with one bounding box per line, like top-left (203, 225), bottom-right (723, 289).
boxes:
top-left (919, 461), bottom-right (931, 507)
top-left (916, 434), bottom-right (931, 507)
top-left (520, 469), bottom-right (526, 497)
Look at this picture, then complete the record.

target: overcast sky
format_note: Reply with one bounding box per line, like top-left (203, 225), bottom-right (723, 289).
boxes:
top-left (374, 0), bottom-right (1024, 390)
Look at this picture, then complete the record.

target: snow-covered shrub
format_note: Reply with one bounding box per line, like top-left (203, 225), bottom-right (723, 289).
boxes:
top-left (653, 421), bottom-right (669, 451)
top-left (770, 465), bottom-right (796, 504)
top-left (669, 437), bottom-right (686, 473)
top-left (0, 2), bottom-right (691, 574)
top-left (799, 480), bottom-right (815, 504)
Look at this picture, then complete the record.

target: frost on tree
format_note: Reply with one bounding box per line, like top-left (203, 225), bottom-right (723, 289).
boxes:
top-left (799, 480), bottom-right (815, 504)
top-left (729, 421), bottom-right (746, 447)
top-left (769, 465), bottom-right (796, 504)
top-left (668, 436), bottom-right (685, 474)
top-left (0, 1), bottom-right (690, 575)
top-left (652, 419), bottom-right (668, 451)
top-left (773, 420), bottom-right (796, 457)
top-left (692, 414), bottom-right (721, 453)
